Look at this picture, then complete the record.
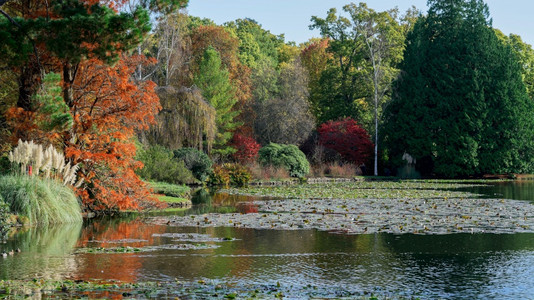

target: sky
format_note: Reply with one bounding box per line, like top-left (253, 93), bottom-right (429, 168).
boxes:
top-left (187, 0), bottom-right (534, 46)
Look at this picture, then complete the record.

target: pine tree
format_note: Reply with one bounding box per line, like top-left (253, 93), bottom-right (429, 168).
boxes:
top-left (194, 47), bottom-right (240, 157)
top-left (383, 0), bottom-right (534, 177)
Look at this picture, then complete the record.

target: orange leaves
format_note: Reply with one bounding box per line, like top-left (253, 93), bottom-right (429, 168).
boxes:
top-left (65, 54), bottom-right (161, 212)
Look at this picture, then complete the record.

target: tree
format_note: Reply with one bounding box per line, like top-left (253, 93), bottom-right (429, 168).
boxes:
top-left (193, 47), bottom-right (240, 157)
top-left (310, 8), bottom-right (368, 123)
top-left (345, 3), bottom-right (405, 176)
top-left (318, 118), bottom-right (373, 166)
top-left (253, 58), bottom-right (315, 146)
top-left (383, 0), bottom-right (534, 177)
top-left (1, 0), bottom-right (188, 212)
top-left (300, 38), bottom-right (331, 119)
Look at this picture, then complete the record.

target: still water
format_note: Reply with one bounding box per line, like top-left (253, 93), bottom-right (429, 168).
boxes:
top-left (2, 181), bottom-right (534, 299)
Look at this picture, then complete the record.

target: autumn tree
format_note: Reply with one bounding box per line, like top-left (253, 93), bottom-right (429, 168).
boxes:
top-left (318, 118), bottom-right (373, 166)
top-left (1, 0), bottom-right (188, 212)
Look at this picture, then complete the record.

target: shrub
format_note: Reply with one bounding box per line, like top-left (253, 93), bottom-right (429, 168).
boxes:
top-left (206, 165), bottom-right (231, 186)
top-left (206, 163), bottom-right (252, 186)
top-left (318, 118), bottom-right (373, 165)
top-left (173, 148), bottom-right (213, 182)
top-left (247, 162), bottom-right (290, 181)
top-left (224, 163), bottom-right (251, 187)
top-left (136, 145), bottom-right (195, 184)
top-left (0, 175), bottom-right (82, 225)
top-left (230, 134), bottom-right (261, 163)
top-left (258, 143), bottom-right (310, 178)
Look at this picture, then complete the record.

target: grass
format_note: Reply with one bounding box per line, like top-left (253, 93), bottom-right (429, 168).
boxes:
top-left (0, 175), bottom-right (82, 225)
top-left (156, 195), bottom-right (190, 204)
top-left (147, 181), bottom-right (190, 198)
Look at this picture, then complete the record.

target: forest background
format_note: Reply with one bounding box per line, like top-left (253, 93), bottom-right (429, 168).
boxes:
top-left (1, 0), bottom-right (534, 216)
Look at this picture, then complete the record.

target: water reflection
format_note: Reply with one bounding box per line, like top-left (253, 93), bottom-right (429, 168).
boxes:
top-left (461, 180), bottom-right (534, 202)
top-left (0, 223), bottom-right (82, 280)
top-left (3, 183), bottom-right (534, 298)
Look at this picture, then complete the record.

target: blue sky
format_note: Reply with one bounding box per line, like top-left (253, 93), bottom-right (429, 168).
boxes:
top-left (187, 0), bottom-right (534, 46)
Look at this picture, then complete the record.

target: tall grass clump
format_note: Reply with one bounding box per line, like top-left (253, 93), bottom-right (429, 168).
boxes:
top-left (0, 175), bottom-right (82, 225)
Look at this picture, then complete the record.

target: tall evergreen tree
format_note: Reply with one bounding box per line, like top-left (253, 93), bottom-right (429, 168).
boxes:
top-left (383, 0), bottom-right (534, 177)
top-left (194, 47), bottom-right (240, 157)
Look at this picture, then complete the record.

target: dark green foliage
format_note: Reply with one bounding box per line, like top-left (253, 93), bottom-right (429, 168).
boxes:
top-left (34, 73), bottom-right (73, 132)
top-left (173, 148), bottom-right (213, 182)
top-left (258, 143), bottom-right (310, 178)
top-left (0, 156), bottom-right (10, 175)
top-left (0, 0), bottom-right (151, 67)
top-left (383, 0), bottom-right (534, 177)
top-left (136, 145), bottom-right (195, 184)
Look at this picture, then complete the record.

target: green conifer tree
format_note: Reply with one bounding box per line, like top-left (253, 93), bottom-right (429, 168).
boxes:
top-left (194, 47), bottom-right (241, 157)
top-left (383, 0), bottom-right (534, 177)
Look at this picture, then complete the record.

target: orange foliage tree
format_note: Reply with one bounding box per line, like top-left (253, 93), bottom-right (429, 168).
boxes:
top-left (1, 0), bottom-right (187, 213)
top-left (65, 55), bottom-right (161, 212)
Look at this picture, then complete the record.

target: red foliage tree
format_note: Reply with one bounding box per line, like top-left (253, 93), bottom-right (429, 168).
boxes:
top-left (318, 118), bottom-right (374, 165)
top-left (230, 133), bottom-right (260, 163)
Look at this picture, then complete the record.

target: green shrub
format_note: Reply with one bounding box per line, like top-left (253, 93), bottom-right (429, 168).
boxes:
top-left (173, 148), bottom-right (213, 182)
top-left (0, 155), bottom-right (10, 175)
top-left (0, 175), bottom-right (82, 225)
top-left (148, 181), bottom-right (190, 198)
top-left (258, 143), bottom-right (310, 178)
top-left (136, 145), bottom-right (195, 184)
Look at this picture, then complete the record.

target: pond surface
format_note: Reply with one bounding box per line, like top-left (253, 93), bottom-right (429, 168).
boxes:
top-left (2, 181), bottom-right (534, 299)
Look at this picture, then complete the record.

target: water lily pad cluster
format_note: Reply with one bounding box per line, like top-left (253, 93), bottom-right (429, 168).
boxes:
top-left (153, 233), bottom-right (236, 242)
top-left (0, 279), bottom-right (401, 299)
top-left (223, 181), bottom-right (480, 200)
top-left (164, 181), bottom-right (534, 235)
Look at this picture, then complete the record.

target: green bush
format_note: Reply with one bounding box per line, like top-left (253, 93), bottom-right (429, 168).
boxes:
top-left (0, 175), bottom-right (82, 225)
top-left (136, 145), bottom-right (195, 184)
top-left (258, 143), bottom-right (310, 178)
top-left (173, 148), bottom-right (213, 182)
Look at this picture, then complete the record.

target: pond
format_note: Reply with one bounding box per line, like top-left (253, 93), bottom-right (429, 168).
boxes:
top-left (2, 180), bottom-right (534, 298)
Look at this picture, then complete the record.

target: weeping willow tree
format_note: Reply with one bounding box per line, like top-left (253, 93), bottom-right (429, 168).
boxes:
top-left (140, 86), bottom-right (216, 153)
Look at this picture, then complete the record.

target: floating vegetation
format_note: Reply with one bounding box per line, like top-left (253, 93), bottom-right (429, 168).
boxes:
top-left (77, 243), bottom-right (220, 254)
top-left (162, 181), bottom-right (534, 235)
top-left (223, 181), bottom-right (483, 201)
top-left (0, 279), bottom-right (414, 299)
top-left (153, 233), bottom-right (236, 242)
top-left (88, 239), bottom-right (149, 244)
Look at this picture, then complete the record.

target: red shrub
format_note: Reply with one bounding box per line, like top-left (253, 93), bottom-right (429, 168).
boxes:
top-left (318, 118), bottom-right (373, 165)
top-left (231, 133), bottom-right (260, 163)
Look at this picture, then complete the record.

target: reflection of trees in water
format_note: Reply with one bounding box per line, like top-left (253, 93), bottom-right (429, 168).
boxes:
top-left (0, 223), bottom-right (82, 280)
top-left (75, 217), bottom-right (167, 282)
top-left (380, 233), bottom-right (534, 297)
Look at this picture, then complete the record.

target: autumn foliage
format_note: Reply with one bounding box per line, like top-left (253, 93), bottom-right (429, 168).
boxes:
top-left (317, 118), bottom-right (373, 165)
top-left (230, 133), bottom-right (260, 163)
top-left (65, 55), bottom-right (161, 212)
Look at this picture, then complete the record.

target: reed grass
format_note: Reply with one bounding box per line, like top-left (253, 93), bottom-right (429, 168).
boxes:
top-left (0, 175), bottom-right (82, 225)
